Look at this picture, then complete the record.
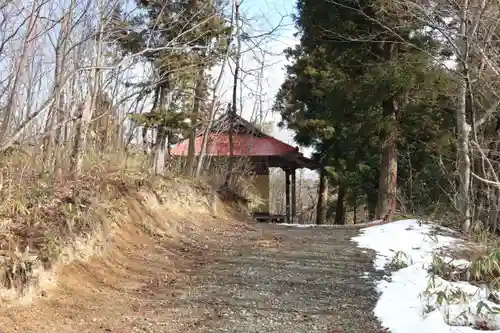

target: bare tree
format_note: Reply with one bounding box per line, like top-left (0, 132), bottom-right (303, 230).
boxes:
top-left (0, 0), bottom-right (46, 144)
top-left (70, 0), bottom-right (106, 178)
top-left (43, 0), bottom-right (76, 173)
top-left (323, 0), bottom-right (500, 232)
top-left (195, 0), bottom-right (236, 178)
top-left (223, 0), bottom-right (242, 188)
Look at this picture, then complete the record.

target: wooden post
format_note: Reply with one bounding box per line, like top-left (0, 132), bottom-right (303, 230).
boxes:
top-left (291, 168), bottom-right (297, 224)
top-left (298, 169), bottom-right (303, 223)
top-left (253, 158), bottom-right (270, 213)
top-left (316, 168), bottom-right (327, 225)
top-left (334, 183), bottom-right (346, 225)
top-left (285, 168), bottom-right (291, 223)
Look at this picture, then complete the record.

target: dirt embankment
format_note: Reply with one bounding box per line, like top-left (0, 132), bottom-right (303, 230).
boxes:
top-left (0, 173), bottom-right (258, 333)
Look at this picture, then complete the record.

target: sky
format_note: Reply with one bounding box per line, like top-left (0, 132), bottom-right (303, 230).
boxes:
top-left (215, 0), bottom-right (315, 160)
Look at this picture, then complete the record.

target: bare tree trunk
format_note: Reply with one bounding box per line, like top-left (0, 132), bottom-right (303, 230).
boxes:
top-left (0, 0), bottom-right (42, 144)
top-left (153, 85), bottom-right (169, 174)
top-left (194, 0), bottom-right (236, 178)
top-left (353, 192), bottom-right (357, 224)
top-left (376, 98), bottom-right (399, 220)
top-left (258, 53), bottom-right (265, 126)
top-left (142, 125), bottom-right (149, 154)
top-left (44, 0), bottom-right (74, 172)
top-left (64, 69), bottom-right (79, 144)
top-left (54, 92), bottom-right (66, 176)
top-left (153, 125), bottom-right (167, 173)
top-left (185, 66), bottom-right (205, 176)
top-left (70, 7), bottom-right (104, 179)
top-left (457, 3), bottom-right (472, 234)
top-left (368, 200), bottom-right (376, 221)
top-left (316, 168), bottom-right (327, 224)
top-left (334, 183), bottom-right (346, 225)
top-left (224, 0), bottom-right (241, 189)
top-left (142, 85), bottom-right (159, 154)
top-left (250, 52), bottom-right (265, 126)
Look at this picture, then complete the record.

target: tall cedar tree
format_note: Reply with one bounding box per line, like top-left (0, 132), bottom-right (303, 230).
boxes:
top-left (275, 0), bottom-right (449, 221)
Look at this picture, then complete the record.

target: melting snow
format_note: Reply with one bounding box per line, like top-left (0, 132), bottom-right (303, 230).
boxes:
top-left (353, 219), bottom-right (500, 333)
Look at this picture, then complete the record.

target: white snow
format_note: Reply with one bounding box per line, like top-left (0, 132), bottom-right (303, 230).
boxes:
top-left (353, 219), bottom-right (500, 333)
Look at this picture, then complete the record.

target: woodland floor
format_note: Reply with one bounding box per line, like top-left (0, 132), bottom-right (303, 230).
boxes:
top-left (0, 223), bottom-right (384, 333)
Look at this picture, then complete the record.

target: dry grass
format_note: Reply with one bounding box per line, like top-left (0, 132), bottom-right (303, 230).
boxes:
top-left (0, 199), bottom-right (245, 333)
top-left (198, 157), bottom-right (264, 212)
top-left (429, 221), bottom-right (500, 290)
top-left (0, 147), bottom-right (244, 307)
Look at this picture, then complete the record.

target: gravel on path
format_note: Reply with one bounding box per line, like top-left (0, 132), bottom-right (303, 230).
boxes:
top-left (180, 224), bottom-right (385, 333)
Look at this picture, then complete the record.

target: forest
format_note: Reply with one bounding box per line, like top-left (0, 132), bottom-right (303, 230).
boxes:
top-left (274, 0), bottom-right (500, 233)
top-left (2, 0), bottom-right (500, 331)
top-left (0, 0), bottom-right (498, 236)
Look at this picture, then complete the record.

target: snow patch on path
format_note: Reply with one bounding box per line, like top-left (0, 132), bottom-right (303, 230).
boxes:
top-left (353, 219), bottom-right (500, 333)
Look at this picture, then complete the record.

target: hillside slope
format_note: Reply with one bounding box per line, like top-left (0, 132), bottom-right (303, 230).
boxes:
top-left (0, 172), bottom-right (263, 333)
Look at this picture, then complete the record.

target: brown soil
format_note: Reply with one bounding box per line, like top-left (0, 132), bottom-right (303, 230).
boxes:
top-left (0, 212), bottom-right (247, 333)
top-left (0, 222), bottom-right (383, 333)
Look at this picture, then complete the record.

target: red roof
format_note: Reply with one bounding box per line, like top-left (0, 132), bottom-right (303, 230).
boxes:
top-left (171, 133), bottom-right (299, 156)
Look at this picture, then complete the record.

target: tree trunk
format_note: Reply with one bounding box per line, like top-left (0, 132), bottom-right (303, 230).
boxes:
top-left (376, 98), bottom-right (399, 220)
top-left (0, 0), bottom-right (40, 144)
top-left (366, 186), bottom-right (377, 221)
top-left (142, 126), bottom-right (149, 153)
top-left (334, 183), bottom-right (346, 225)
top-left (185, 67), bottom-right (205, 176)
top-left (153, 125), bottom-right (167, 174)
top-left (368, 201), bottom-right (376, 221)
top-left (224, 108), bottom-right (235, 188)
top-left (70, 17), bottom-right (103, 179)
top-left (224, 0), bottom-right (241, 189)
top-left (153, 86), bottom-right (168, 174)
top-left (43, 105), bottom-right (58, 172)
top-left (316, 168), bottom-right (327, 224)
top-left (407, 149), bottom-right (413, 214)
top-left (53, 92), bottom-right (65, 176)
top-left (44, 0), bottom-right (74, 173)
top-left (353, 192), bottom-right (357, 224)
top-left (194, 0), bottom-right (236, 178)
top-left (457, 3), bottom-right (472, 234)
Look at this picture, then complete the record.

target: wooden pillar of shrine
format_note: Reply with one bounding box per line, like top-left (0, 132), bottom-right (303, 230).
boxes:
top-left (316, 167), bottom-right (327, 225)
top-left (285, 168), bottom-right (291, 223)
top-left (291, 168), bottom-right (297, 223)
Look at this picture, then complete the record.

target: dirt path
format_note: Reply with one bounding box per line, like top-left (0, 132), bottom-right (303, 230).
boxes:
top-left (0, 223), bottom-right (384, 333)
top-left (179, 224), bottom-right (385, 333)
